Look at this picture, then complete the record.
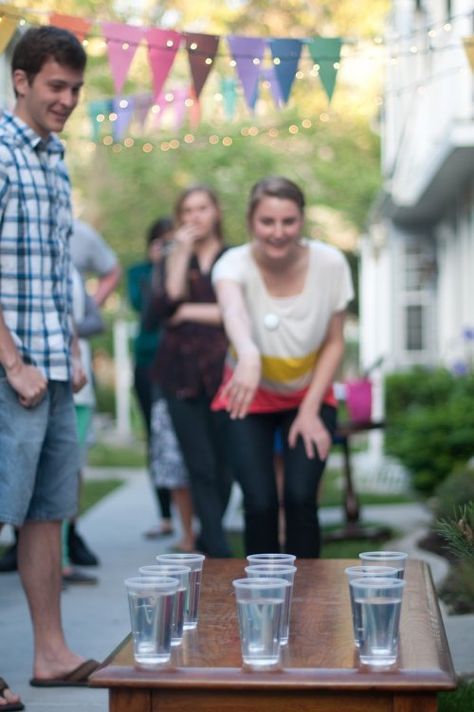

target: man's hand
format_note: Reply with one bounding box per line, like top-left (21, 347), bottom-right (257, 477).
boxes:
top-left (72, 357), bottom-right (87, 393)
top-left (6, 361), bottom-right (47, 408)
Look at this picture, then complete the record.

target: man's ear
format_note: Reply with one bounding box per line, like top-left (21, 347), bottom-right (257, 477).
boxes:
top-left (12, 69), bottom-right (30, 98)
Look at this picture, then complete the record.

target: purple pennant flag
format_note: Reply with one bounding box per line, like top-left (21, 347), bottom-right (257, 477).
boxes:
top-left (227, 35), bottom-right (266, 110)
top-left (134, 94), bottom-right (153, 128)
top-left (268, 38), bottom-right (302, 104)
top-left (112, 96), bottom-right (135, 141)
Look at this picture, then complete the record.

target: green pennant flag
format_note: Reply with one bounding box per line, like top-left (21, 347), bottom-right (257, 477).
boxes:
top-left (307, 37), bottom-right (342, 103)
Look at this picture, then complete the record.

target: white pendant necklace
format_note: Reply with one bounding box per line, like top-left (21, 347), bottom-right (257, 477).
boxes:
top-left (263, 313), bottom-right (280, 331)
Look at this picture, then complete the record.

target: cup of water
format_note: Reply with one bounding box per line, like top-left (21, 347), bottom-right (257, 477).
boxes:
top-left (125, 576), bottom-right (179, 667)
top-left (246, 553), bottom-right (296, 566)
top-left (344, 565), bottom-right (399, 648)
top-left (349, 576), bottom-right (405, 667)
top-left (245, 564), bottom-right (297, 645)
top-left (358, 551), bottom-right (408, 579)
top-left (156, 553), bottom-right (205, 630)
top-left (233, 577), bottom-right (290, 669)
top-left (139, 565), bottom-right (191, 646)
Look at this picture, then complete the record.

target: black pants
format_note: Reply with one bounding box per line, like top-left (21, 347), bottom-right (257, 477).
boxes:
top-left (226, 405), bottom-right (337, 558)
top-left (133, 364), bottom-right (172, 520)
top-left (166, 394), bottom-right (233, 558)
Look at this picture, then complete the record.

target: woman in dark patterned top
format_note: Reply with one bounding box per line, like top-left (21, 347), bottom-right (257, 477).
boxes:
top-left (150, 185), bottom-right (232, 557)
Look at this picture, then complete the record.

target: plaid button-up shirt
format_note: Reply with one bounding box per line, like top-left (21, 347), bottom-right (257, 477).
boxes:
top-left (0, 111), bottom-right (73, 380)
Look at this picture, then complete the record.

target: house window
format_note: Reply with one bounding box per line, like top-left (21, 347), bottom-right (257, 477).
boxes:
top-left (406, 305), bottom-right (424, 351)
top-left (399, 238), bottom-right (436, 359)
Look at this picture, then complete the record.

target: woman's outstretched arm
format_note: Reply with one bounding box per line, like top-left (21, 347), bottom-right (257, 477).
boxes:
top-left (215, 279), bottom-right (261, 419)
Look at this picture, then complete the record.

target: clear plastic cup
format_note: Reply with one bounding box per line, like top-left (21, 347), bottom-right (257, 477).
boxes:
top-left (358, 551), bottom-right (408, 579)
top-left (246, 553), bottom-right (296, 566)
top-left (245, 564), bottom-right (297, 645)
top-left (139, 565), bottom-right (191, 646)
top-left (344, 565), bottom-right (398, 648)
top-left (124, 576), bottom-right (179, 667)
top-left (233, 577), bottom-right (290, 669)
top-left (156, 553), bottom-right (205, 629)
top-left (350, 576), bottom-right (405, 667)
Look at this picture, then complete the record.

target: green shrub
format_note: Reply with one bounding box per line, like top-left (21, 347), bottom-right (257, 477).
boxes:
top-left (385, 368), bottom-right (474, 495)
top-left (432, 468), bottom-right (474, 522)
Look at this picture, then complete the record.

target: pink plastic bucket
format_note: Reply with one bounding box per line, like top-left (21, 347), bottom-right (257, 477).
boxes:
top-left (345, 379), bottom-right (372, 422)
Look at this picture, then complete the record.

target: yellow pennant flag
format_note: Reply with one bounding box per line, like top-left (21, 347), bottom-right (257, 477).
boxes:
top-left (462, 37), bottom-right (474, 72)
top-left (0, 4), bottom-right (20, 54)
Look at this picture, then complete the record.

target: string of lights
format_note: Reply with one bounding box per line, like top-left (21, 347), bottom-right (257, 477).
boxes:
top-left (0, 6), bottom-right (472, 62)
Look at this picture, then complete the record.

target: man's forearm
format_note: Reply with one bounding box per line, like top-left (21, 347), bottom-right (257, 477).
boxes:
top-left (0, 306), bottom-right (22, 371)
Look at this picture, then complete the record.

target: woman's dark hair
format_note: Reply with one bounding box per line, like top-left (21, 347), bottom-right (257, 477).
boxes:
top-left (147, 217), bottom-right (173, 245)
top-left (174, 184), bottom-right (224, 242)
top-left (12, 26), bottom-right (87, 86)
top-left (247, 176), bottom-right (305, 222)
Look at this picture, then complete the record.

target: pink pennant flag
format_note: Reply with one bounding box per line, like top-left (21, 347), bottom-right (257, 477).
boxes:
top-left (102, 22), bottom-right (146, 95)
top-left (173, 86), bottom-right (189, 131)
top-left (146, 28), bottom-right (181, 102)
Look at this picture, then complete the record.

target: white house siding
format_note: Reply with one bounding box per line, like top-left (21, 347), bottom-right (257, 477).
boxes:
top-left (362, 0), bottom-right (474, 376)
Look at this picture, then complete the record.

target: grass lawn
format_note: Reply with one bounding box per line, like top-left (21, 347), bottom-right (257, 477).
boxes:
top-left (87, 441), bottom-right (146, 468)
top-left (439, 681), bottom-right (474, 712)
top-left (79, 478), bottom-right (124, 515)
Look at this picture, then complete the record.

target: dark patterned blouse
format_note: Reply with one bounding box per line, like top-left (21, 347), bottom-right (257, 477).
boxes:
top-left (149, 250), bottom-right (228, 400)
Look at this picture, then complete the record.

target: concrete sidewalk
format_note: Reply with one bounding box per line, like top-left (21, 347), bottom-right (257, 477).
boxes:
top-left (0, 468), bottom-right (472, 711)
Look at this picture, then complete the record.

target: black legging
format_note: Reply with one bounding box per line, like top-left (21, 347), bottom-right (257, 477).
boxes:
top-left (133, 364), bottom-right (172, 520)
top-left (166, 394), bottom-right (232, 558)
top-left (226, 405), bottom-right (337, 558)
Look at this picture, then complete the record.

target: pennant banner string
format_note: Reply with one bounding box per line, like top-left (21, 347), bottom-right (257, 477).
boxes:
top-left (0, 5), bottom-right (473, 59)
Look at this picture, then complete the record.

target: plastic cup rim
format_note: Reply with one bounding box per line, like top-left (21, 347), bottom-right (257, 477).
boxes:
top-left (349, 576), bottom-right (406, 589)
top-left (125, 575), bottom-right (180, 590)
top-left (233, 576), bottom-right (291, 589)
top-left (246, 553), bottom-right (296, 562)
top-left (245, 564), bottom-right (296, 574)
top-left (358, 551), bottom-right (408, 560)
top-left (344, 565), bottom-right (399, 576)
top-left (139, 564), bottom-right (191, 574)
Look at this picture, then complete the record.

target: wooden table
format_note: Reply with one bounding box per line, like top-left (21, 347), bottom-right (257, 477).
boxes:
top-left (90, 559), bottom-right (456, 712)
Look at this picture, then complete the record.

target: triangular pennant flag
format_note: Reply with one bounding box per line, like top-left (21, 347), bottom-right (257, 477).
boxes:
top-left (268, 38), bottom-right (302, 104)
top-left (188, 87), bottom-right (201, 130)
top-left (227, 35), bottom-right (266, 110)
top-left (134, 93), bottom-right (153, 128)
top-left (102, 23), bottom-right (145, 95)
top-left (172, 86), bottom-right (189, 131)
top-left (462, 37), bottom-right (474, 72)
top-left (185, 32), bottom-right (219, 98)
top-left (87, 99), bottom-right (113, 141)
top-left (146, 28), bottom-right (181, 102)
top-left (0, 4), bottom-right (19, 54)
top-left (220, 77), bottom-right (237, 120)
top-left (112, 96), bottom-right (135, 141)
top-left (308, 36), bottom-right (342, 103)
top-left (259, 66), bottom-right (283, 108)
top-left (49, 13), bottom-right (92, 42)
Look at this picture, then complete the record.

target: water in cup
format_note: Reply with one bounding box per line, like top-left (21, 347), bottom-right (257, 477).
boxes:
top-left (237, 597), bottom-right (283, 667)
top-left (345, 565), bottom-right (398, 648)
top-left (350, 577), bottom-right (405, 667)
top-left (139, 565), bottom-right (190, 646)
top-left (125, 576), bottom-right (178, 667)
top-left (156, 553), bottom-right (205, 630)
top-left (245, 564), bottom-right (296, 645)
top-left (233, 577), bottom-right (290, 669)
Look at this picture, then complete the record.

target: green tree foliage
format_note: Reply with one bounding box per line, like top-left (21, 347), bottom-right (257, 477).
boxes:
top-left (385, 368), bottom-right (474, 495)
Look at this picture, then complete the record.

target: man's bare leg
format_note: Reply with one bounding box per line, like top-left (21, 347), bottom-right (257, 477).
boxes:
top-left (17, 520), bottom-right (85, 680)
top-left (0, 522), bottom-right (22, 707)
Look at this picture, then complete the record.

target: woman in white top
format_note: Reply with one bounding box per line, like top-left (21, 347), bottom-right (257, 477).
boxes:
top-left (212, 177), bottom-right (353, 557)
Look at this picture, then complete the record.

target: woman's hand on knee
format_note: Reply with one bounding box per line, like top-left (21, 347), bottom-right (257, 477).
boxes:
top-left (288, 410), bottom-right (331, 461)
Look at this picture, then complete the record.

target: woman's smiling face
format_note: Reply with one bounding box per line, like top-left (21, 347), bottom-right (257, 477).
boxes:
top-left (249, 196), bottom-right (304, 263)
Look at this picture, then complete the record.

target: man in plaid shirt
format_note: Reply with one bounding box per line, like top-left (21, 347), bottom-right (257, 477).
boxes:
top-left (0, 26), bottom-right (100, 708)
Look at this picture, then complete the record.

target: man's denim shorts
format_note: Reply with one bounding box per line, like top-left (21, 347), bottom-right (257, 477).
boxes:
top-left (0, 368), bottom-right (80, 526)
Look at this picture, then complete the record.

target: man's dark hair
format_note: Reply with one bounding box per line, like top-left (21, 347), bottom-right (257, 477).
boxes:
top-left (12, 25), bottom-right (87, 84)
